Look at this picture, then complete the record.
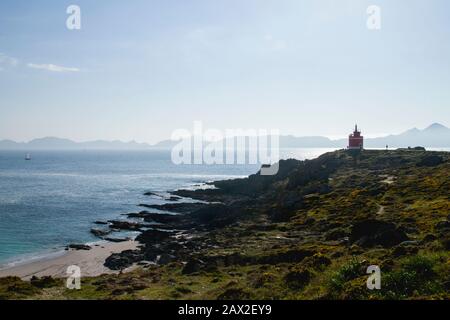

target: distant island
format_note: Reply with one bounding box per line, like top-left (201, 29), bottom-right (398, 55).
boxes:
top-left (0, 123), bottom-right (449, 150)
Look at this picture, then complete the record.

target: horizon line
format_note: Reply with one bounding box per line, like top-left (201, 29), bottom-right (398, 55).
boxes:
top-left (0, 122), bottom-right (448, 146)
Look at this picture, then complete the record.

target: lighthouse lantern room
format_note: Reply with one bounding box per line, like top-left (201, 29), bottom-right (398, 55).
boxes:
top-left (348, 125), bottom-right (364, 150)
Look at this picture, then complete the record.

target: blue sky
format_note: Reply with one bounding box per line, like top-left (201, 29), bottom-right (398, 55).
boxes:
top-left (0, 0), bottom-right (449, 143)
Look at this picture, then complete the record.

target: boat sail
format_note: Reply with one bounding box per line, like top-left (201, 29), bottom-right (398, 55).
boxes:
top-left (25, 153), bottom-right (31, 160)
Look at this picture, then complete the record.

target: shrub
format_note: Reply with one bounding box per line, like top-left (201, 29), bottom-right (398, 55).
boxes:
top-left (328, 258), bottom-right (364, 293)
top-left (402, 255), bottom-right (436, 279)
top-left (0, 277), bottom-right (40, 299)
top-left (380, 255), bottom-right (441, 299)
top-left (30, 276), bottom-right (60, 289)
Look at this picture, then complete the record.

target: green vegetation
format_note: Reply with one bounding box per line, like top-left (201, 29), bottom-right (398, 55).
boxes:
top-left (1, 149), bottom-right (449, 300)
top-left (0, 276), bottom-right (61, 300)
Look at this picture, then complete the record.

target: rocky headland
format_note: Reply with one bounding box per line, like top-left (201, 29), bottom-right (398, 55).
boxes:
top-left (1, 149), bottom-right (449, 300)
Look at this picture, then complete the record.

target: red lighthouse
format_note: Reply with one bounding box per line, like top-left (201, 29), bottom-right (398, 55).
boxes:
top-left (348, 125), bottom-right (364, 150)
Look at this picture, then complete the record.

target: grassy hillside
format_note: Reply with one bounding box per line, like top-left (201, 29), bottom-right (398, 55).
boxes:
top-left (1, 149), bottom-right (449, 300)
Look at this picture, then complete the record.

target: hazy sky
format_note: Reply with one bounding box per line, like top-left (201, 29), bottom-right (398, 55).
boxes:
top-left (0, 0), bottom-right (449, 144)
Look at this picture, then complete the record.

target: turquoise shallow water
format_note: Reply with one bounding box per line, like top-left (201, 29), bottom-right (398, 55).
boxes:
top-left (0, 148), bottom-right (335, 266)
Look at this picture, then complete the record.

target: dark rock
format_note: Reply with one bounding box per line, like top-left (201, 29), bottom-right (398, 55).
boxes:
top-left (422, 234), bottom-right (437, 242)
top-left (94, 221), bottom-right (108, 225)
top-left (401, 226), bottom-right (419, 234)
top-left (172, 188), bottom-right (224, 202)
top-left (144, 192), bottom-right (162, 197)
top-left (286, 156), bottom-right (343, 190)
top-left (190, 204), bottom-right (239, 228)
top-left (268, 206), bottom-right (297, 222)
top-left (166, 196), bottom-right (182, 201)
top-left (157, 254), bottom-right (175, 265)
top-left (143, 246), bottom-right (164, 261)
top-left (182, 259), bottom-right (203, 275)
top-left (435, 221), bottom-right (450, 231)
top-left (441, 236), bottom-right (450, 250)
top-left (325, 228), bottom-right (349, 241)
top-left (142, 213), bottom-right (181, 224)
top-left (104, 237), bottom-right (131, 243)
top-left (443, 281), bottom-right (450, 291)
top-left (279, 191), bottom-right (305, 210)
top-left (108, 220), bottom-right (143, 231)
top-left (350, 220), bottom-right (409, 248)
top-left (104, 250), bottom-right (143, 270)
top-left (392, 245), bottom-right (418, 257)
top-left (135, 229), bottom-right (173, 244)
top-left (417, 155), bottom-right (444, 167)
top-left (124, 212), bottom-right (143, 218)
top-left (68, 244), bottom-right (91, 251)
top-left (139, 202), bottom-right (207, 213)
top-left (90, 228), bottom-right (111, 238)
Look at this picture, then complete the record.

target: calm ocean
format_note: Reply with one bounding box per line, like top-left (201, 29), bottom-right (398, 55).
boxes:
top-left (0, 148), bottom-right (335, 267)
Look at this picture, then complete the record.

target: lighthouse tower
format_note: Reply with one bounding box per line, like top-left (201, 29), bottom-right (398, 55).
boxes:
top-left (348, 125), bottom-right (364, 150)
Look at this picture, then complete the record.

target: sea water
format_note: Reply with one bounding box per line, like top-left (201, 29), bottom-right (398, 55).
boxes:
top-left (0, 148), bottom-right (336, 266)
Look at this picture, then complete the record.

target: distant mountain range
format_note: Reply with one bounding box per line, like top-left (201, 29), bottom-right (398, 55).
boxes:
top-left (0, 137), bottom-right (152, 150)
top-left (0, 123), bottom-right (449, 150)
top-left (280, 123), bottom-right (450, 148)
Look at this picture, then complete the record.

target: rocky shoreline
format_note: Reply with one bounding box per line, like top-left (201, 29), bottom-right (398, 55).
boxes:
top-left (96, 193), bottom-right (248, 271)
top-left (2, 148), bottom-right (449, 300)
top-left (97, 149), bottom-right (450, 284)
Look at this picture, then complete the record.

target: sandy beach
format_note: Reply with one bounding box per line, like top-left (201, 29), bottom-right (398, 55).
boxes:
top-left (0, 240), bottom-right (139, 280)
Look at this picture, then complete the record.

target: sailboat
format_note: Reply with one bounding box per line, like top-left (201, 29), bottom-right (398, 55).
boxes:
top-left (25, 153), bottom-right (31, 160)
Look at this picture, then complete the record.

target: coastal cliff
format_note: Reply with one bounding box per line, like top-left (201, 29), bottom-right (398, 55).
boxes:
top-left (1, 149), bottom-right (449, 300)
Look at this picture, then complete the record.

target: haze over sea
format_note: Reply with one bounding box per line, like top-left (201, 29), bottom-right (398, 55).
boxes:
top-left (0, 148), bottom-right (343, 267)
